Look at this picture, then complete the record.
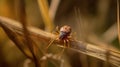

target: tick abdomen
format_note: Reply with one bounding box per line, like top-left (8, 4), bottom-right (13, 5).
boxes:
top-left (59, 31), bottom-right (69, 40)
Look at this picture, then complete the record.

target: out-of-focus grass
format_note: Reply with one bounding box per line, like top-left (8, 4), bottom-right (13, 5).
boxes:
top-left (37, 0), bottom-right (54, 31)
top-left (117, 0), bottom-right (120, 43)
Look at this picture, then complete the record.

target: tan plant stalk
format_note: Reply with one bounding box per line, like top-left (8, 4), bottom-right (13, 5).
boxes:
top-left (37, 0), bottom-right (54, 31)
top-left (117, 0), bottom-right (120, 43)
top-left (14, 0), bottom-right (41, 67)
top-left (49, 0), bottom-right (60, 20)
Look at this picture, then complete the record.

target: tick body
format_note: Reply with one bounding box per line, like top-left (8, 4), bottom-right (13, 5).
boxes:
top-left (47, 25), bottom-right (72, 49)
top-left (59, 25), bottom-right (71, 40)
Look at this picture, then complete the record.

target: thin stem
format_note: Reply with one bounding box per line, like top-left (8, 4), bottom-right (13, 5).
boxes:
top-left (117, 0), bottom-right (120, 43)
top-left (49, 0), bottom-right (60, 20)
top-left (14, 0), bottom-right (40, 67)
top-left (37, 0), bottom-right (54, 31)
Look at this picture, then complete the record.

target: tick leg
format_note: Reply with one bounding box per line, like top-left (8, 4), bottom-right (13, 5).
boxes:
top-left (46, 39), bottom-right (55, 49)
top-left (57, 40), bottom-right (66, 58)
top-left (45, 38), bottom-right (56, 54)
top-left (66, 39), bottom-right (70, 48)
top-left (54, 26), bottom-right (60, 35)
top-left (60, 40), bottom-right (66, 53)
top-left (46, 30), bottom-right (59, 49)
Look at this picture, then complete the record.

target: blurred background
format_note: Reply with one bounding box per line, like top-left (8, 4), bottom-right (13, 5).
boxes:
top-left (0, 0), bottom-right (119, 67)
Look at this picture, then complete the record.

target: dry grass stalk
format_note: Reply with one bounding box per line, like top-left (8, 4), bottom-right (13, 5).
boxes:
top-left (0, 19), bottom-right (33, 59)
top-left (49, 0), bottom-right (60, 20)
top-left (102, 23), bottom-right (117, 43)
top-left (0, 16), bottom-right (120, 67)
top-left (37, 0), bottom-right (54, 31)
top-left (117, 0), bottom-right (120, 43)
top-left (15, 0), bottom-right (41, 67)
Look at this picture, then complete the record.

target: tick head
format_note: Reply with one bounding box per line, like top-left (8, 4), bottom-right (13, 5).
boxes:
top-left (60, 25), bottom-right (71, 34)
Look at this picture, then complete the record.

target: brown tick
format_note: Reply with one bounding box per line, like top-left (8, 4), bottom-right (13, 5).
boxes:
top-left (46, 25), bottom-right (72, 55)
top-left (59, 25), bottom-right (71, 40)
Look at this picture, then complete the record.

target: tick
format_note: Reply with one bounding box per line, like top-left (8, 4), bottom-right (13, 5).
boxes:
top-left (58, 25), bottom-right (72, 47)
top-left (46, 25), bottom-right (72, 56)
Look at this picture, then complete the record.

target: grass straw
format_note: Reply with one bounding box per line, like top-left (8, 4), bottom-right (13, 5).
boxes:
top-left (117, 0), bottom-right (120, 44)
top-left (15, 0), bottom-right (41, 67)
top-left (37, 0), bottom-right (54, 31)
top-left (49, 0), bottom-right (60, 20)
